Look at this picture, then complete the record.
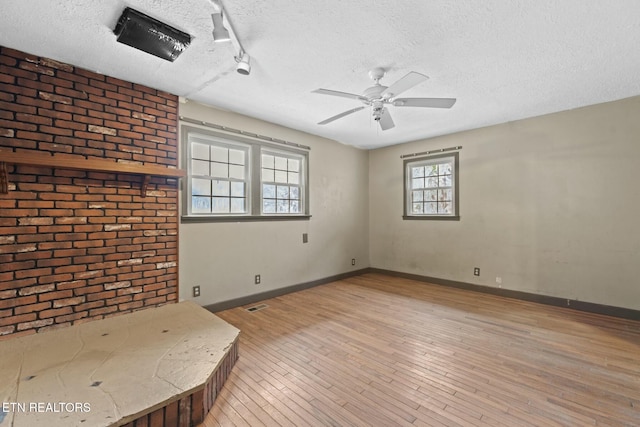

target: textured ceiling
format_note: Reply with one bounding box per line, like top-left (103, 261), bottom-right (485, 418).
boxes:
top-left (1, 1), bottom-right (640, 149)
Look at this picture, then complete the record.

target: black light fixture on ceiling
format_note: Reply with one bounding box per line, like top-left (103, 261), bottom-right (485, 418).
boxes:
top-left (114, 7), bottom-right (191, 62)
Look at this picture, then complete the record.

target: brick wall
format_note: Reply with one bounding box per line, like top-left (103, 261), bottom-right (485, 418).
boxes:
top-left (0, 46), bottom-right (180, 338)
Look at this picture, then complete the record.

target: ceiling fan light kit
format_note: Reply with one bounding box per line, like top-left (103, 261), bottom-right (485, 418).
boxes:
top-left (313, 67), bottom-right (456, 130)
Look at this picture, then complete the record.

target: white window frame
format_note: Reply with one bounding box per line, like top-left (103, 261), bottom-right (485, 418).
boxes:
top-left (187, 133), bottom-right (251, 216)
top-left (182, 125), bottom-right (310, 221)
top-left (403, 152), bottom-right (460, 220)
top-left (260, 148), bottom-right (305, 215)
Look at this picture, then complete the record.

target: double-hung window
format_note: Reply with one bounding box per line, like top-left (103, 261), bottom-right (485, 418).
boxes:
top-left (182, 125), bottom-right (309, 221)
top-left (261, 151), bottom-right (303, 214)
top-left (190, 138), bottom-right (249, 214)
top-left (403, 152), bottom-right (459, 220)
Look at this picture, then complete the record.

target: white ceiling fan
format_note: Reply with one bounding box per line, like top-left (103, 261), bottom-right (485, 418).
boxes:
top-left (312, 67), bottom-right (456, 131)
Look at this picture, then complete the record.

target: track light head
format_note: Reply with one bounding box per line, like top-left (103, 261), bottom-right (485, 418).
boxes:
top-left (211, 13), bottom-right (230, 42)
top-left (235, 52), bottom-right (251, 75)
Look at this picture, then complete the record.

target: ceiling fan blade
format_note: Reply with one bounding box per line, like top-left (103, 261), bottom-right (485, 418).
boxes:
top-left (318, 106), bottom-right (365, 125)
top-left (312, 88), bottom-right (367, 102)
top-left (393, 97), bottom-right (457, 108)
top-left (378, 108), bottom-right (395, 131)
top-left (382, 72), bottom-right (428, 99)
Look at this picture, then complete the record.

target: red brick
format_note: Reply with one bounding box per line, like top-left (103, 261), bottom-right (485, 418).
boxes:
top-left (55, 86), bottom-right (88, 99)
top-left (0, 278), bottom-right (36, 290)
top-left (16, 112), bottom-right (53, 125)
top-left (38, 242), bottom-right (71, 251)
top-left (74, 99), bottom-right (105, 111)
top-left (19, 61), bottom-right (55, 76)
top-left (40, 74), bottom-right (74, 89)
top-left (39, 91), bottom-right (72, 104)
top-left (74, 115), bottom-right (103, 126)
top-left (117, 286), bottom-right (143, 296)
top-left (73, 284), bottom-right (103, 296)
top-left (1, 65), bottom-right (37, 79)
top-left (57, 280), bottom-right (86, 290)
top-left (14, 302), bottom-right (52, 314)
top-left (0, 243), bottom-right (37, 255)
top-left (16, 233), bottom-right (54, 243)
top-left (16, 78), bottom-right (54, 93)
top-left (85, 289), bottom-right (116, 301)
top-left (37, 108), bottom-right (72, 121)
top-left (39, 273), bottom-right (73, 285)
top-left (53, 296), bottom-right (85, 308)
top-left (0, 295), bottom-right (37, 309)
top-left (0, 100), bottom-right (34, 115)
top-left (118, 301), bottom-right (144, 311)
top-left (89, 306), bottom-right (118, 316)
top-left (0, 313), bottom-right (37, 327)
top-left (39, 142), bottom-right (73, 153)
top-left (55, 103), bottom-right (86, 115)
top-left (39, 307), bottom-right (73, 319)
top-left (15, 267), bottom-right (52, 279)
top-left (38, 290), bottom-right (73, 302)
top-left (17, 318), bottom-right (53, 330)
top-left (39, 58), bottom-right (73, 72)
top-left (16, 130), bottom-right (54, 142)
top-left (74, 301), bottom-right (105, 312)
top-left (0, 289), bottom-right (16, 299)
top-left (143, 296), bottom-right (167, 306)
top-left (37, 257), bottom-right (71, 268)
top-left (55, 119), bottom-right (87, 131)
top-left (72, 225), bottom-right (102, 234)
top-left (55, 312), bottom-right (88, 323)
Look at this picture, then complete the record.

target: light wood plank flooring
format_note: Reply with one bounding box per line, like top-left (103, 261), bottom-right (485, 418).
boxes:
top-left (202, 273), bottom-right (640, 426)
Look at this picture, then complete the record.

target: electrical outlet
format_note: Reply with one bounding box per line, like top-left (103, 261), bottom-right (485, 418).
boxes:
top-left (255, 274), bottom-right (261, 285)
top-left (474, 267), bottom-right (480, 276)
top-left (192, 286), bottom-right (200, 297)
top-left (351, 258), bottom-right (356, 266)
top-left (496, 276), bottom-right (502, 284)
top-left (302, 233), bottom-right (308, 243)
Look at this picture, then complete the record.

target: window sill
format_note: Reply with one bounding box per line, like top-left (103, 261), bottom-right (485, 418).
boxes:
top-left (181, 215), bottom-right (312, 223)
top-left (402, 215), bottom-right (460, 221)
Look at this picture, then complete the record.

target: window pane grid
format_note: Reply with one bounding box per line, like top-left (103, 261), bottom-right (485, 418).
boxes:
top-left (406, 158), bottom-right (457, 217)
top-left (262, 184), bottom-right (301, 214)
top-left (261, 152), bottom-right (303, 214)
top-left (189, 140), bottom-right (248, 215)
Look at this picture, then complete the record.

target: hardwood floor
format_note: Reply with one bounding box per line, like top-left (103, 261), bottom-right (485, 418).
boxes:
top-left (201, 273), bottom-right (640, 426)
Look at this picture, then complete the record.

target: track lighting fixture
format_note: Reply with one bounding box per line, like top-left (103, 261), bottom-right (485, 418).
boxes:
top-left (211, 12), bottom-right (230, 42)
top-left (235, 51), bottom-right (251, 75)
top-left (209, 0), bottom-right (251, 76)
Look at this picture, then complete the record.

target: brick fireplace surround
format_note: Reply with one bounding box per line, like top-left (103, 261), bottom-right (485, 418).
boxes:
top-left (0, 46), bottom-right (241, 427)
top-left (0, 46), bottom-right (180, 338)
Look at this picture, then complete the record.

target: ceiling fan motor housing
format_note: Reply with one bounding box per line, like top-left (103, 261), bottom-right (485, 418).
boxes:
top-left (363, 85), bottom-right (387, 102)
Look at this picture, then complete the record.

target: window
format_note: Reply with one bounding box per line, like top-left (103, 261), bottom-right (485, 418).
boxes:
top-left (190, 140), bottom-right (249, 214)
top-left (182, 125), bottom-right (309, 221)
top-left (403, 152), bottom-right (459, 220)
top-left (261, 152), bottom-right (302, 214)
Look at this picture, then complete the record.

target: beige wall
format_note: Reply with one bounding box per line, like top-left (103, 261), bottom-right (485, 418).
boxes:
top-left (179, 101), bottom-right (370, 305)
top-left (369, 96), bottom-right (640, 310)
